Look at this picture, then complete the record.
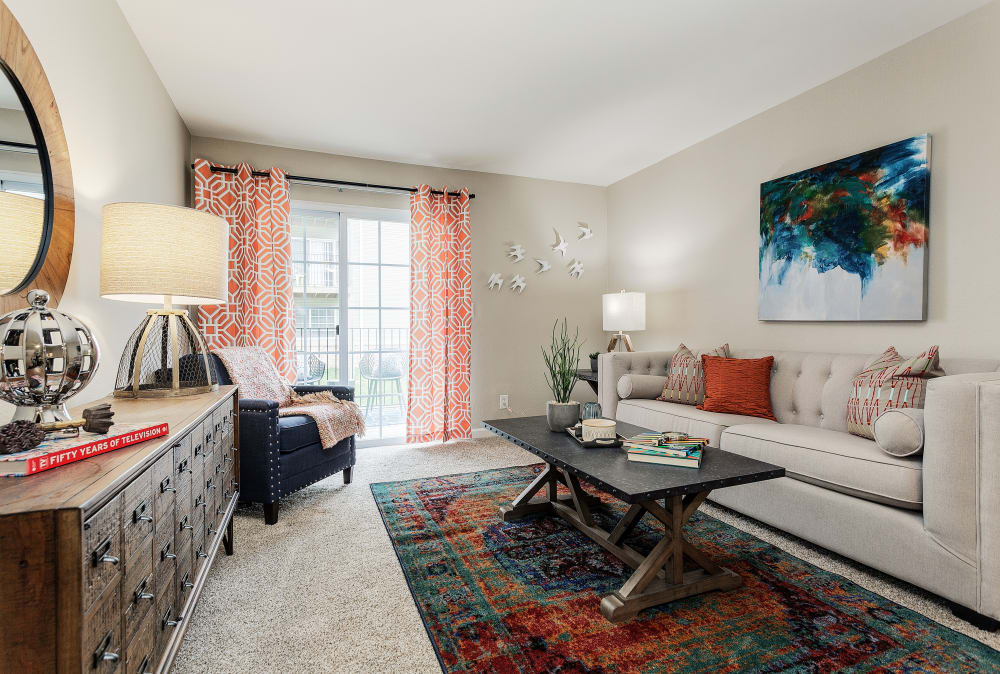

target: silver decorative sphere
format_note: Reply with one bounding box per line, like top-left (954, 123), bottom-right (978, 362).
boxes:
top-left (0, 289), bottom-right (100, 423)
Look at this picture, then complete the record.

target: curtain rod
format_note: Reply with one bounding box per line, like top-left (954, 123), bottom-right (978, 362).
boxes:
top-left (193, 164), bottom-right (475, 199)
top-left (0, 139), bottom-right (38, 153)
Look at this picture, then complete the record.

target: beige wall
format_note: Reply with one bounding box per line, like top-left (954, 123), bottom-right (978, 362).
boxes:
top-left (3, 0), bottom-right (190, 412)
top-left (191, 137), bottom-right (607, 429)
top-left (606, 1), bottom-right (1000, 361)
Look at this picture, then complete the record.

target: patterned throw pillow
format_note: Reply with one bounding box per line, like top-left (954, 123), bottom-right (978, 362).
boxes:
top-left (846, 346), bottom-right (942, 440)
top-left (658, 343), bottom-right (730, 406)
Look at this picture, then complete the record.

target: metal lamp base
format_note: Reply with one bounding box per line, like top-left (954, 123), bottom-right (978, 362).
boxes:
top-left (114, 309), bottom-right (218, 399)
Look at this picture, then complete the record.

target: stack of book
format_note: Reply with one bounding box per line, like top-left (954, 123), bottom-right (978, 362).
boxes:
top-left (624, 433), bottom-right (709, 468)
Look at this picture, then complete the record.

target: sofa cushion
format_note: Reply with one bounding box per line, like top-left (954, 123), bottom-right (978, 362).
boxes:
top-left (700, 355), bottom-right (777, 420)
top-left (657, 343), bottom-right (730, 406)
top-left (617, 374), bottom-right (669, 400)
top-left (721, 423), bottom-right (922, 510)
top-left (616, 399), bottom-right (776, 447)
top-left (278, 415), bottom-right (321, 454)
top-left (846, 345), bottom-right (942, 440)
top-left (873, 408), bottom-right (925, 457)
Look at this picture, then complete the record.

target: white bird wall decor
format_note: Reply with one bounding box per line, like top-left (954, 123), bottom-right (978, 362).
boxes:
top-left (510, 274), bottom-right (527, 293)
top-left (568, 259), bottom-right (584, 279)
top-left (551, 229), bottom-right (568, 257)
top-left (577, 222), bottom-right (594, 240)
top-left (507, 244), bottom-right (525, 262)
top-left (534, 258), bottom-right (551, 274)
top-left (487, 273), bottom-right (504, 290)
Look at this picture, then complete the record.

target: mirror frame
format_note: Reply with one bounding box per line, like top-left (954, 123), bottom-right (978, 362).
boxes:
top-left (0, 1), bottom-right (73, 313)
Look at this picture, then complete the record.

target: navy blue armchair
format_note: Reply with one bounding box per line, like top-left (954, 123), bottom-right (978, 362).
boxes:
top-left (210, 355), bottom-right (357, 524)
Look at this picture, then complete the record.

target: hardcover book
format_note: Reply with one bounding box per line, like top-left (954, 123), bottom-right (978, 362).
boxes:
top-left (0, 422), bottom-right (170, 476)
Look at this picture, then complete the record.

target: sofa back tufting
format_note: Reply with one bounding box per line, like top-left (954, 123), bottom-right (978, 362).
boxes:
top-left (599, 348), bottom-right (1000, 430)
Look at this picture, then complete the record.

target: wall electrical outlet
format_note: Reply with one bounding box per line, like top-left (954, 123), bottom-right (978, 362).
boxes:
top-left (499, 394), bottom-right (509, 410)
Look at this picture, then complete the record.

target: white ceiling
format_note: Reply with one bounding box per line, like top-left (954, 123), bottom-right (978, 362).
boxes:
top-left (117, 0), bottom-right (989, 186)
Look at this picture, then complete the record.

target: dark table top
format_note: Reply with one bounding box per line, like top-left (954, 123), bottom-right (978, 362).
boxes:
top-left (483, 416), bottom-right (785, 503)
top-left (576, 368), bottom-right (598, 382)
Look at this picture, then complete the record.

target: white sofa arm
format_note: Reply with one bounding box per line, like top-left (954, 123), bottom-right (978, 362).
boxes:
top-left (597, 350), bottom-right (674, 420)
top-left (923, 372), bottom-right (1000, 619)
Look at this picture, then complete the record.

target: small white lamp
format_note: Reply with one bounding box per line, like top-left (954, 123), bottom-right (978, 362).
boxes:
top-left (602, 290), bottom-right (645, 352)
top-left (100, 203), bottom-right (229, 397)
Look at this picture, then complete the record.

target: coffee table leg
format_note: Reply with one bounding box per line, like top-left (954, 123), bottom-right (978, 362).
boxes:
top-left (599, 491), bottom-right (741, 623)
top-left (500, 463), bottom-right (601, 522)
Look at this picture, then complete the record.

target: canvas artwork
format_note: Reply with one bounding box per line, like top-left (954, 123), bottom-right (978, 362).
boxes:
top-left (759, 135), bottom-right (929, 321)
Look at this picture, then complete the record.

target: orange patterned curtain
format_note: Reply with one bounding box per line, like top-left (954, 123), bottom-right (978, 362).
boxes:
top-left (407, 185), bottom-right (472, 442)
top-left (193, 159), bottom-right (297, 382)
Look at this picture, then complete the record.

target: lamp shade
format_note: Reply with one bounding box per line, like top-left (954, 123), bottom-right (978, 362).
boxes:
top-left (0, 191), bottom-right (45, 294)
top-left (100, 203), bottom-right (229, 305)
top-left (602, 291), bottom-right (646, 331)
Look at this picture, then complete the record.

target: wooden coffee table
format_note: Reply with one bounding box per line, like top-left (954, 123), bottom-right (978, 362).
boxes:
top-left (484, 416), bottom-right (785, 622)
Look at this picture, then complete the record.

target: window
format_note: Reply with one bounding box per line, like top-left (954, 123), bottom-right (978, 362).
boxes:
top-left (290, 204), bottom-right (410, 444)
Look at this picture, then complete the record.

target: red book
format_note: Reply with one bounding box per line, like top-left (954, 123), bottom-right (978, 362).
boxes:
top-left (0, 423), bottom-right (170, 476)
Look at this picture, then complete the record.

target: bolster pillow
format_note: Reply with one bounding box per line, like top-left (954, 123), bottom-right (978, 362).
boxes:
top-left (617, 374), bottom-right (668, 400)
top-left (873, 408), bottom-right (925, 457)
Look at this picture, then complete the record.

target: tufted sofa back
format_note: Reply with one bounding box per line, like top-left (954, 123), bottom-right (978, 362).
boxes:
top-left (602, 348), bottom-right (1000, 432)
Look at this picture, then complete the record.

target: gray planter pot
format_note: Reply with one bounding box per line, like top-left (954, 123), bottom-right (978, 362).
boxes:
top-left (590, 357), bottom-right (598, 372)
top-left (546, 401), bottom-right (581, 432)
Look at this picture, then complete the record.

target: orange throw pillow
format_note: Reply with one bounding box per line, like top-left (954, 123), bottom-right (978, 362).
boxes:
top-left (698, 355), bottom-right (777, 421)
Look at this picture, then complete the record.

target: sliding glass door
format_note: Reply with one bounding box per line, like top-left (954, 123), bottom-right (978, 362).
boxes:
top-left (291, 204), bottom-right (410, 444)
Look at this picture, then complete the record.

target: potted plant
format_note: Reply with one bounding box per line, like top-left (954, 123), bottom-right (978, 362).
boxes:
top-left (588, 351), bottom-right (600, 372)
top-left (542, 318), bottom-right (584, 431)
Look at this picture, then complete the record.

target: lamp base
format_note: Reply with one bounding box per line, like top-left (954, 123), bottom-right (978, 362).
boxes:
top-left (113, 309), bottom-right (218, 398)
top-left (607, 332), bottom-right (635, 352)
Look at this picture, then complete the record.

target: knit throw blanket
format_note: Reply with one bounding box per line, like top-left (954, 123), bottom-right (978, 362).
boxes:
top-left (213, 346), bottom-right (365, 448)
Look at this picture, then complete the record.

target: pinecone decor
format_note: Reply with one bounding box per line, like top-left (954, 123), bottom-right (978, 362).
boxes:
top-left (0, 420), bottom-right (47, 454)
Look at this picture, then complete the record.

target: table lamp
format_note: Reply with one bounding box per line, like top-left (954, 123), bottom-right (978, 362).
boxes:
top-left (0, 190), bottom-right (46, 294)
top-left (100, 203), bottom-right (228, 397)
top-left (602, 290), bottom-right (645, 352)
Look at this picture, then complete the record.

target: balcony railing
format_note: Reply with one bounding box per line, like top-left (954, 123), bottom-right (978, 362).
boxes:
top-left (294, 327), bottom-right (408, 440)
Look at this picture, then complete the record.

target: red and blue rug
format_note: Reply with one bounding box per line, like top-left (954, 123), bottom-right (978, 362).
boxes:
top-left (372, 464), bottom-right (999, 673)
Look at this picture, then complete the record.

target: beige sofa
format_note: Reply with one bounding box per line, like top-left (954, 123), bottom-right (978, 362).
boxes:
top-left (598, 348), bottom-right (1000, 627)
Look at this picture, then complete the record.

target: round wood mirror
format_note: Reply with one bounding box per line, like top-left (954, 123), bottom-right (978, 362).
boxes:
top-left (0, 2), bottom-right (73, 312)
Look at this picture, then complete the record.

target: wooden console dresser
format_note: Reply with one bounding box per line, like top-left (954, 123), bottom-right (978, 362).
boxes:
top-left (0, 386), bottom-right (239, 673)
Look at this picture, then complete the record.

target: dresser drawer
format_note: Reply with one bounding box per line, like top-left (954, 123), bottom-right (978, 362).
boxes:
top-left (174, 542), bottom-right (194, 613)
top-left (175, 511), bottom-right (194, 554)
top-left (124, 606), bottom-right (156, 674)
top-left (191, 421), bottom-right (208, 477)
top-left (122, 532), bottom-right (153, 633)
top-left (123, 567), bottom-right (155, 643)
top-left (193, 539), bottom-right (208, 578)
top-left (83, 494), bottom-right (123, 610)
top-left (173, 433), bottom-right (194, 487)
top-left (151, 451), bottom-right (176, 521)
top-left (154, 567), bottom-right (178, 660)
top-left (123, 471), bottom-right (154, 560)
top-left (202, 417), bottom-right (216, 455)
top-left (83, 578), bottom-right (122, 674)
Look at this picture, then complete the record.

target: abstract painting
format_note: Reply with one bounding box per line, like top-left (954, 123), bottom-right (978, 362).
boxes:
top-left (759, 135), bottom-right (929, 321)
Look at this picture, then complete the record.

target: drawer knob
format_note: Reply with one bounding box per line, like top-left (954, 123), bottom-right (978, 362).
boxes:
top-left (177, 458), bottom-right (190, 473)
top-left (162, 607), bottom-right (180, 629)
top-left (134, 577), bottom-right (154, 603)
top-left (197, 547), bottom-right (208, 559)
top-left (206, 478), bottom-right (216, 490)
top-left (133, 501), bottom-right (153, 523)
top-left (179, 516), bottom-right (193, 531)
top-left (194, 444), bottom-right (203, 457)
top-left (161, 541), bottom-right (177, 561)
top-left (91, 537), bottom-right (119, 567)
top-left (208, 523), bottom-right (218, 535)
top-left (92, 631), bottom-right (119, 668)
top-left (182, 571), bottom-right (194, 590)
top-left (160, 476), bottom-right (176, 493)
top-left (139, 655), bottom-right (152, 674)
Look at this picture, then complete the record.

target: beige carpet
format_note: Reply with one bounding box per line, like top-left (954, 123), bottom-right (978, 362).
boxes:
top-left (173, 437), bottom-right (999, 673)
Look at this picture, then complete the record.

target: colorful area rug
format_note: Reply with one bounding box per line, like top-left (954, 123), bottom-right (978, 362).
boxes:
top-left (371, 465), bottom-right (999, 673)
